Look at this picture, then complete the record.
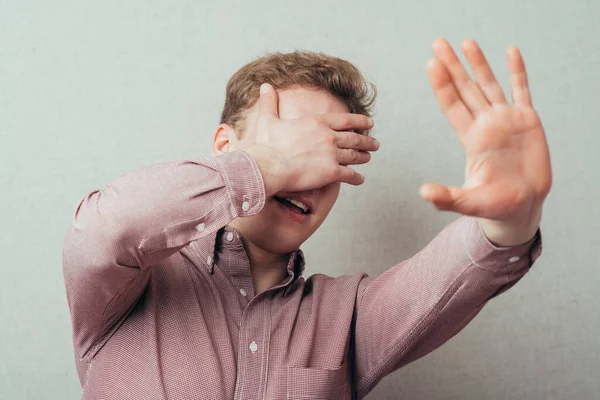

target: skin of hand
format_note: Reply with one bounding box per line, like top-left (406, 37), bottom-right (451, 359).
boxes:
top-left (244, 83), bottom-right (379, 198)
top-left (421, 38), bottom-right (553, 247)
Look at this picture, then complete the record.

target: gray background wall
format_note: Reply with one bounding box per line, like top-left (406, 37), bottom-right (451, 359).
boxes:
top-left (1, 0), bottom-right (598, 399)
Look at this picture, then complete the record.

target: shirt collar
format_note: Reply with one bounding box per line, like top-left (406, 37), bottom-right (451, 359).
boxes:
top-left (192, 225), bottom-right (306, 283)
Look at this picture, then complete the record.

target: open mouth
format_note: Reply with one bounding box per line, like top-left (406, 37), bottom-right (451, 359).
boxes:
top-left (274, 196), bottom-right (311, 215)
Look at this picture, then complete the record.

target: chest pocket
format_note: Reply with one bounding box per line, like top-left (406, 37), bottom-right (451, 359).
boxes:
top-left (284, 362), bottom-right (348, 400)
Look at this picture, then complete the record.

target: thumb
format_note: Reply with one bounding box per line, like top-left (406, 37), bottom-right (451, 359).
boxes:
top-left (419, 183), bottom-right (479, 215)
top-left (258, 83), bottom-right (279, 118)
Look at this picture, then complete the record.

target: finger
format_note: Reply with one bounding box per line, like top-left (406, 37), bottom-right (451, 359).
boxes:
top-left (337, 149), bottom-right (371, 166)
top-left (507, 47), bottom-right (532, 106)
top-left (258, 83), bottom-right (279, 118)
top-left (432, 38), bottom-right (490, 113)
top-left (320, 113), bottom-right (374, 132)
top-left (461, 39), bottom-right (507, 104)
top-left (334, 131), bottom-right (380, 151)
top-left (427, 58), bottom-right (474, 135)
top-left (336, 166), bottom-right (365, 186)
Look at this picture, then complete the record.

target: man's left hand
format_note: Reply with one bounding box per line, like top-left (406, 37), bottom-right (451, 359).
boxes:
top-left (420, 38), bottom-right (552, 246)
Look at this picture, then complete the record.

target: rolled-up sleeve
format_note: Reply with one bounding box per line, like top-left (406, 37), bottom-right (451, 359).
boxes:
top-left (354, 215), bottom-right (543, 398)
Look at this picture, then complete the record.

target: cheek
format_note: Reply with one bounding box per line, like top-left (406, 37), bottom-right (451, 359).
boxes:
top-left (236, 110), bottom-right (259, 146)
top-left (318, 183), bottom-right (341, 214)
top-left (230, 128), bottom-right (255, 149)
top-left (237, 137), bottom-right (255, 150)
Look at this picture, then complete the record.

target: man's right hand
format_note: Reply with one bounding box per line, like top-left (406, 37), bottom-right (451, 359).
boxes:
top-left (244, 83), bottom-right (379, 197)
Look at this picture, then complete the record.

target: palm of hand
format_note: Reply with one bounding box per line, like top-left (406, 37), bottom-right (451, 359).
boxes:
top-left (421, 39), bottom-right (552, 223)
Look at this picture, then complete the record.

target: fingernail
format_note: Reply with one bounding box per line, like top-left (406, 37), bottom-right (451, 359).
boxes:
top-left (368, 118), bottom-right (374, 128)
top-left (373, 138), bottom-right (380, 149)
top-left (260, 83), bottom-right (270, 95)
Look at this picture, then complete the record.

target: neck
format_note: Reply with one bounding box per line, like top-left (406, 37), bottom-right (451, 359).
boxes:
top-left (239, 237), bottom-right (291, 296)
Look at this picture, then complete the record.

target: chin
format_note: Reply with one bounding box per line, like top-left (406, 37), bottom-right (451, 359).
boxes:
top-left (262, 240), bottom-right (303, 256)
top-left (232, 198), bottom-right (328, 255)
top-left (243, 219), bottom-right (318, 255)
top-left (257, 224), bottom-right (312, 254)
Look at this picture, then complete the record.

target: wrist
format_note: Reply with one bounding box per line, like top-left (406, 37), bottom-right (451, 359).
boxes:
top-left (244, 145), bottom-right (285, 198)
top-left (479, 207), bottom-right (542, 247)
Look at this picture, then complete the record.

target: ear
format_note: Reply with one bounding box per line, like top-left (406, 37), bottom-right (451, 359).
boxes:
top-left (212, 124), bottom-right (238, 156)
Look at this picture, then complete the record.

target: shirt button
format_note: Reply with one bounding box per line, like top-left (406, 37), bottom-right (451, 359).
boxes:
top-left (207, 255), bottom-right (213, 265)
top-left (242, 201), bottom-right (250, 212)
top-left (509, 256), bottom-right (520, 263)
top-left (249, 341), bottom-right (258, 353)
top-left (239, 288), bottom-right (247, 296)
top-left (226, 232), bottom-right (234, 242)
top-left (196, 222), bottom-right (205, 232)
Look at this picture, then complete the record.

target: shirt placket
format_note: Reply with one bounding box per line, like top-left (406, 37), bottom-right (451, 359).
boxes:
top-left (234, 298), bottom-right (270, 400)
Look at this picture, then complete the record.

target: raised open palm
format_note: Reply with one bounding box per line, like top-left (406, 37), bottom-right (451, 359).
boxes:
top-left (419, 38), bottom-right (552, 224)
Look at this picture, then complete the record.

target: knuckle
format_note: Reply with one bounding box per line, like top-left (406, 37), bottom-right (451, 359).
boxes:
top-left (324, 132), bottom-right (336, 145)
top-left (344, 150), bottom-right (353, 162)
top-left (324, 167), bottom-right (338, 182)
top-left (341, 114), bottom-right (351, 128)
top-left (334, 148), bottom-right (343, 162)
top-left (305, 117), bottom-right (320, 131)
top-left (313, 115), bottom-right (325, 127)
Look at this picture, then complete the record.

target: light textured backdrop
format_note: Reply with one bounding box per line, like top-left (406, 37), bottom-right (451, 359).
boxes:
top-left (1, 1), bottom-right (598, 399)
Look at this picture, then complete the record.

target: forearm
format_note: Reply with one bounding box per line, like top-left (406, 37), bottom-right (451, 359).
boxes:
top-left (354, 215), bottom-right (543, 396)
top-left (62, 150), bottom-right (265, 357)
top-left (72, 151), bottom-right (263, 267)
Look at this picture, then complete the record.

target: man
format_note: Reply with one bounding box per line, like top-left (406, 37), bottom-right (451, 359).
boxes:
top-left (62, 38), bottom-right (551, 399)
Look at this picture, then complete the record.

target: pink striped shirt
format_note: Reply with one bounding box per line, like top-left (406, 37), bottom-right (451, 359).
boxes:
top-left (62, 150), bottom-right (542, 399)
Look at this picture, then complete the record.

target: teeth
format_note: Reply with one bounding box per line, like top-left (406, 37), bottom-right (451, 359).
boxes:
top-left (284, 198), bottom-right (309, 213)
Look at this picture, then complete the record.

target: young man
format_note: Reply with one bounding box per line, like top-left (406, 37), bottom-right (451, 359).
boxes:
top-left (62, 38), bottom-right (551, 399)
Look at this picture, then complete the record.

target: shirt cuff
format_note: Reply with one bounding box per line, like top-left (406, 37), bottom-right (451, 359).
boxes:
top-left (461, 215), bottom-right (543, 272)
top-left (213, 150), bottom-right (266, 217)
